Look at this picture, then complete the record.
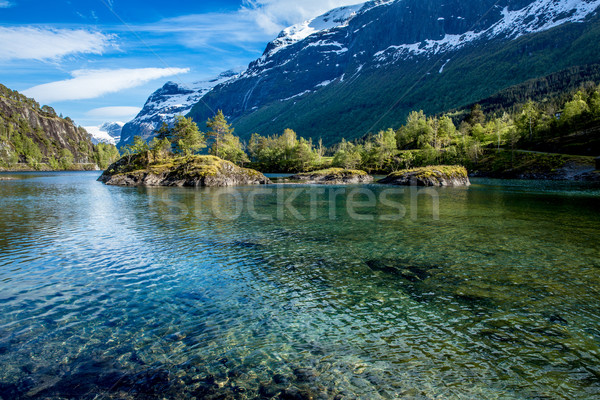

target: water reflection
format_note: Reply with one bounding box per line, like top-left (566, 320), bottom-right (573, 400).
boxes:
top-left (0, 173), bottom-right (599, 399)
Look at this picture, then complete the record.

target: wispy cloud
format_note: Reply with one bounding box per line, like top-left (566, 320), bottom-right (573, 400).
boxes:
top-left (0, 27), bottom-right (115, 61)
top-left (23, 67), bottom-right (190, 103)
top-left (0, 0), bottom-right (13, 8)
top-left (86, 106), bottom-right (141, 119)
top-left (127, 0), bottom-right (364, 50)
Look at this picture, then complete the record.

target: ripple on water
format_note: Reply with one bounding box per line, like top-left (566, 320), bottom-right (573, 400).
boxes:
top-left (0, 174), bottom-right (599, 399)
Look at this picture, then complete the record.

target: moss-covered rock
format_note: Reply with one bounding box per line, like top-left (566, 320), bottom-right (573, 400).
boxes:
top-left (379, 166), bottom-right (470, 186)
top-left (288, 168), bottom-right (373, 184)
top-left (98, 154), bottom-right (271, 187)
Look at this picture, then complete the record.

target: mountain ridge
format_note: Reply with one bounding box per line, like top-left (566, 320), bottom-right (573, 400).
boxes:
top-left (121, 0), bottom-right (600, 146)
top-left (118, 69), bottom-right (243, 147)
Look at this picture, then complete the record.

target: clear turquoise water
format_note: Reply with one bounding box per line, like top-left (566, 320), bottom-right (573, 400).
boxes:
top-left (0, 172), bottom-right (600, 399)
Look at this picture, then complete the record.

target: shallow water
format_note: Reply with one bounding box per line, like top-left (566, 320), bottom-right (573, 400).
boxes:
top-left (0, 172), bottom-right (599, 399)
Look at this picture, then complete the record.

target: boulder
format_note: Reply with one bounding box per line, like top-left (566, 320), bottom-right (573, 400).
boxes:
top-left (379, 166), bottom-right (470, 187)
top-left (288, 168), bottom-right (373, 184)
top-left (98, 154), bottom-right (271, 187)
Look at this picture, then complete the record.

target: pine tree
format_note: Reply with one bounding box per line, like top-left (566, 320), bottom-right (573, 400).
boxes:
top-left (172, 116), bottom-right (205, 156)
top-left (206, 110), bottom-right (233, 158)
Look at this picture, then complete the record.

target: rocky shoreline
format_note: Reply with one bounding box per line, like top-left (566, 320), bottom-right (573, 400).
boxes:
top-left (98, 154), bottom-right (271, 187)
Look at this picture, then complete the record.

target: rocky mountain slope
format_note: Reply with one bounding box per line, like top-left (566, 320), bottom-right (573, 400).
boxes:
top-left (179, 0), bottom-right (600, 145)
top-left (0, 84), bottom-right (100, 169)
top-left (118, 70), bottom-right (242, 147)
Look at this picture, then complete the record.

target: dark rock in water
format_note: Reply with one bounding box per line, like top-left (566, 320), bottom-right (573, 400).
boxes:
top-left (293, 367), bottom-right (318, 383)
top-left (0, 382), bottom-right (21, 399)
top-left (549, 314), bottom-right (569, 326)
top-left (479, 328), bottom-right (516, 343)
top-left (280, 386), bottom-right (314, 400)
top-left (273, 373), bottom-right (290, 385)
top-left (379, 166), bottom-right (470, 187)
top-left (259, 383), bottom-right (282, 398)
top-left (453, 292), bottom-right (496, 308)
top-left (365, 259), bottom-right (438, 282)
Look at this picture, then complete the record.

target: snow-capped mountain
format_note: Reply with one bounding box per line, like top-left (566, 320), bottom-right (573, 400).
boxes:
top-left (118, 69), bottom-right (243, 146)
top-left (183, 0), bottom-right (600, 144)
top-left (85, 122), bottom-right (124, 145)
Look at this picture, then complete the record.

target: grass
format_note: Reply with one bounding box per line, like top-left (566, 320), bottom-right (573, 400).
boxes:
top-left (386, 165), bottom-right (469, 180)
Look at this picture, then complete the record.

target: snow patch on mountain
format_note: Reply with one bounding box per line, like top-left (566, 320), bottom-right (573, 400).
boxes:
top-left (264, 0), bottom-right (395, 58)
top-left (119, 69), bottom-right (243, 145)
top-left (85, 122), bottom-right (124, 145)
top-left (375, 0), bottom-right (600, 63)
top-left (136, 69), bottom-right (242, 124)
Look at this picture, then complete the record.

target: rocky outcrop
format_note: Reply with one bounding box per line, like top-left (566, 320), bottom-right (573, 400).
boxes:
top-left (379, 166), bottom-right (470, 186)
top-left (288, 168), bottom-right (373, 184)
top-left (98, 154), bottom-right (272, 187)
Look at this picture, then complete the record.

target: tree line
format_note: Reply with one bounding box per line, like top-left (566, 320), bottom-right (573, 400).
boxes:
top-left (124, 83), bottom-right (600, 173)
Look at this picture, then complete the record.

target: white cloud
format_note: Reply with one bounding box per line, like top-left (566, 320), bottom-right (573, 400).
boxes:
top-left (132, 0), bottom-right (364, 50)
top-left (23, 67), bottom-right (190, 103)
top-left (0, 27), bottom-right (114, 61)
top-left (0, 1), bottom-right (13, 8)
top-left (242, 0), bottom-right (365, 34)
top-left (86, 106), bottom-right (141, 119)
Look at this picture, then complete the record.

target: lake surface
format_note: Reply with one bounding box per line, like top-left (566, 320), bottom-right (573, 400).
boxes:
top-left (1, 172), bottom-right (599, 399)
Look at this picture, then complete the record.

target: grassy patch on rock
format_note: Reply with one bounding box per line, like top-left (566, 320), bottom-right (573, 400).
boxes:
top-left (293, 168), bottom-right (369, 177)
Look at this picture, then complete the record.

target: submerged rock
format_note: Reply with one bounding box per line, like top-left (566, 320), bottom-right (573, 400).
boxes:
top-left (366, 259), bottom-right (438, 283)
top-left (98, 154), bottom-right (271, 187)
top-left (288, 168), bottom-right (373, 184)
top-left (379, 166), bottom-right (470, 186)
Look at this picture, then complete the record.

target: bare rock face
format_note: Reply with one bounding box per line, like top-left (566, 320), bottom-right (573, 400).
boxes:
top-left (98, 154), bottom-right (271, 187)
top-left (288, 168), bottom-right (373, 184)
top-left (379, 166), bottom-right (470, 186)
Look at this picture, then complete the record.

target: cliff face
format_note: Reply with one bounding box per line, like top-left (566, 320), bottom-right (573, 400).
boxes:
top-left (0, 84), bottom-right (99, 170)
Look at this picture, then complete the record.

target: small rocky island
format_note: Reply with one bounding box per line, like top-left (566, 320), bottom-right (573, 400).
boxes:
top-left (379, 166), bottom-right (470, 186)
top-left (288, 168), bottom-right (373, 184)
top-left (99, 153), bottom-right (271, 187)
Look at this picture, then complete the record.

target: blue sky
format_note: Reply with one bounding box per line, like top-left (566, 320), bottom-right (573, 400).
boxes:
top-left (0, 0), bottom-right (363, 127)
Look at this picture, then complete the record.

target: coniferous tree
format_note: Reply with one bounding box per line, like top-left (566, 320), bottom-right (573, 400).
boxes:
top-left (206, 110), bottom-right (233, 158)
top-left (173, 116), bottom-right (206, 156)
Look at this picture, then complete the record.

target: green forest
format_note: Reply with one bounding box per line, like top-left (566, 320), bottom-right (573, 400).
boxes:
top-left (127, 82), bottom-right (600, 175)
